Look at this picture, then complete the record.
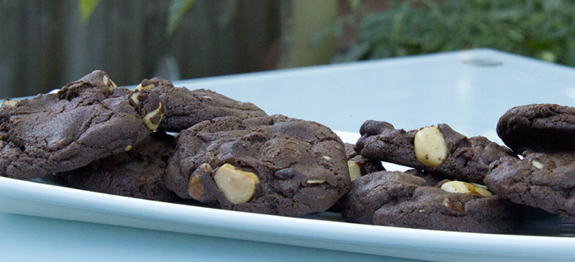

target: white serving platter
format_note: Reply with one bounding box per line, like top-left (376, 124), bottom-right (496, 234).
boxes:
top-left (0, 131), bottom-right (574, 262)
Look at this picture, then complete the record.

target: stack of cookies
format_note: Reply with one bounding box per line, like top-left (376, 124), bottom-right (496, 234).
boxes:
top-left (0, 70), bottom-right (350, 217)
top-left (2, 70), bottom-right (574, 234)
top-left (341, 104), bottom-right (575, 234)
top-left (487, 104), bottom-right (575, 222)
top-left (342, 120), bottom-right (519, 233)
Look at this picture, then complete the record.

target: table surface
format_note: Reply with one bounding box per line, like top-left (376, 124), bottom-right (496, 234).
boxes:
top-left (2, 49), bottom-right (575, 262)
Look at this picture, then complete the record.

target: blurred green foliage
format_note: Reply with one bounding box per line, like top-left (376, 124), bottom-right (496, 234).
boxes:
top-left (318, 0), bottom-right (575, 66)
top-left (79, 0), bottom-right (100, 23)
top-left (166, 0), bottom-right (197, 36)
top-left (78, 0), bottom-right (196, 37)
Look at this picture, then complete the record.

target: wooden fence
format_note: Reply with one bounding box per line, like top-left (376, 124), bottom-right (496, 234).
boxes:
top-left (0, 0), bottom-right (280, 98)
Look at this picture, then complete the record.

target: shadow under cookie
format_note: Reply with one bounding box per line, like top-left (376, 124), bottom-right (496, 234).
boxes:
top-left (56, 131), bottom-right (179, 202)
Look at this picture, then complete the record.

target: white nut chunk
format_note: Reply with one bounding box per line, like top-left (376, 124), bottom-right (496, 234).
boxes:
top-left (188, 163), bottom-right (212, 202)
top-left (134, 83), bottom-right (156, 92)
top-left (414, 125), bottom-right (448, 167)
top-left (1, 99), bottom-right (18, 107)
top-left (441, 181), bottom-right (492, 196)
top-left (532, 160), bottom-right (544, 169)
top-left (143, 102), bottom-right (164, 132)
top-left (347, 160), bottom-right (362, 181)
top-left (130, 92), bottom-right (141, 106)
top-left (103, 75), bottom-right (117, 91)
top-left (214, 163), bottom-right (260, 204)
top-left (129, 83), bottom-right (156, 106)
top-left (306, 180), bottom-right (326, 184)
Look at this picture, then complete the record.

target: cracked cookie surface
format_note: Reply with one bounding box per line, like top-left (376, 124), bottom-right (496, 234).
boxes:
top-left (340, 171), bottom-right (518, 233)
top-left (485, 151), bottom-right (575, 222)
top-left (56, 131), bottom-right (178, 201)
top-left (0, 70), bottom-right (160, 180)
top-left (133, 78), bottom-right (268, 131)
top-left (355, 120), bottom-right (515, 183)
top-left (165, 114), bottom-right (351, 216)
top-left (497, 103), bottom-right (575, 153)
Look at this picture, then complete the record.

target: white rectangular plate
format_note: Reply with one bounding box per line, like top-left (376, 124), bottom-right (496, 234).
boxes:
top-left (0, 131), bottom-right (574, 262)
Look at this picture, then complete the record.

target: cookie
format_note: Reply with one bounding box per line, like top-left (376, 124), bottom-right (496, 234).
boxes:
top-left (485, 151), bottom-right (575, 222)
top-left (344, 143), bottom-right (385, 180)
top-left (56, 131), bottom-right (178, 201)
top-left (0, 70), bottom-right (162, 180)
top-left (340, 171), bottom-right (425, 224)
top-left (355, 120), bottom-right (515, 183)
top-left (497, 104), bottom-right (575, 153)
top-left (133, 78), bottom-right (268, 131)
top-left (164, 114), bottom-right (351, 216)
top-left (341, 171), bottom-right (517, 233)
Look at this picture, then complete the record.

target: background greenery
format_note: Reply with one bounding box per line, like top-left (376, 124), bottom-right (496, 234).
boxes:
top-left (0, 0), bottom-right (280, 98)
top-left (320, 0), bottom-right (575, 66)
top-left (79, 0), bottom-right (197, 36)
top-left (4, 0), bottom-right (575, 98)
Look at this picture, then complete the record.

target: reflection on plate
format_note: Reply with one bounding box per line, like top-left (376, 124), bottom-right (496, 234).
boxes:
top-left (0, 131), bottom-right (574, 262)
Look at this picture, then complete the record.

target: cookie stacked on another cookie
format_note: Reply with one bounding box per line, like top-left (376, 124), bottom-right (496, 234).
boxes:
top-left (0, 70), bottom-right (276, 203)
top-left (485, 104), bottom-right (575, 222)
top-left (341, 120), bottom-right (519, 233)
top-left (355, 120), bottom-right (515, 183)
top-left (0, 70), bottom-right (163, 180)
top-left (496, 104), bottom-right (575, 153)
top-left (131, 77), bottom-right (268, 132)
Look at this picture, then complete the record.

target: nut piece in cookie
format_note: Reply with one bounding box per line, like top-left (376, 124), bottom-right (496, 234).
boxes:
top-left (1, 99), bottom-right (18, 108)
top-left (56, 131), bottom-right (178, 202)
top-left (485, 151), bottom-right (575, 222)
top-left (344, 143), bottom-right (384, 181)
top-left (414, 126), bottom-right (448, 167)
top-left (0, 70), bottom-right (156, 180)
top-left (188, 163), bottom-right (212, 202)
top-left (497, 104), bottom-right (575, 153)
top-left (129, 87), bottom-right (164, 132)
top-left (165, 115), bottom-right (350, 216)
top-left (214, 163), bottom-right (260, 204)
top-left (440, 181), bottom-right (492, 196)
top-left (355, 120), bottom-right (515, 183)
top-left (340, 170), bottom-right (517, 233)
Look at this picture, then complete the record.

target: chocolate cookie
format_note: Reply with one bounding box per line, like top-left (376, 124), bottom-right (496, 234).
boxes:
top-left (341, 171), bottom-right (517, 233)
top-left (497, 104), bottom-right (575, 153)
top-left (165, 115), bottom-right (351, 216)
top-left (133, 78), bottom-right (268, 131)
top-left (340, 171), bottom-right (425, 224)
top-left (56, 131), bottom-right (178, 201)
top-left (356, 120), bottom-right (515, 183)
top-left (485, 151), bottom-right (575, 222)
top-left (0, 70), bottom-right (163, 180)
